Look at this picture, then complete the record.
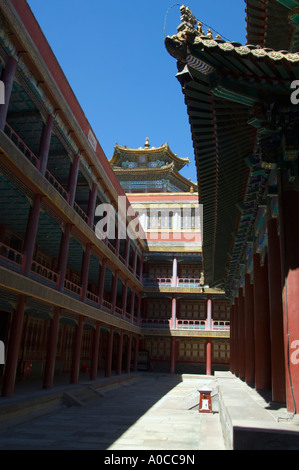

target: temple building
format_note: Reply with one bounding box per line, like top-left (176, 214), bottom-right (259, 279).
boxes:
top-left (0, 0), bottom-right (230, 400)
top-left (165, 2), bottom-right (299, 415)
top-left (110, 138), bottom-right (230, 374)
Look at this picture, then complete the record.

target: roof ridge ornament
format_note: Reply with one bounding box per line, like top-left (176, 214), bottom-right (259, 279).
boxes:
top-left (177, 5), bottom-right (197, 35)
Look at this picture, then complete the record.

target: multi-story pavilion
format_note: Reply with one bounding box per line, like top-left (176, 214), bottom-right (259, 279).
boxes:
top-left (0, 0), bottom-right (145, 397)
top-left (0, 0), bottom-right (230, 399)
top-left (110, 139), bottom-right (230, 374)
top-left (165, 3), bottom-right (299, 414)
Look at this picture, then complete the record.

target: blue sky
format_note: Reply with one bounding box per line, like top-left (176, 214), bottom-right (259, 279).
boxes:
top-left (27, 0), bottom-right (247, 184)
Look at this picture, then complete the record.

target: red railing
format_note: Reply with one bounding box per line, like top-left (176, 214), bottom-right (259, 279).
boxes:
top-left (0, 242), bottom-right (24, 271)
top-left (45, 169), bottom-right (69, 200)
top-left (86, 291), bottom-right (99, 304)
top-left (73, 201), bottom-right (89, 224)
top-left (114, 306), bottom-right (123, 316)
top-left (102, 299), bottom-right (112, 311)
top-left (31, 259), bottom-right (60, 285)
top-left (64, 279), bottom-right (82, 297)
top-left (4, 123), bottom-right (39, 167)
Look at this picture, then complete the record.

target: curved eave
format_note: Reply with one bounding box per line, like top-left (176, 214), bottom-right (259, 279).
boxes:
top-left (112, 164), bottom-right (198, 192)
top-left (110, 144), bottom-right (190, 171)
top-left (245, 0), bottom-right (299, 52)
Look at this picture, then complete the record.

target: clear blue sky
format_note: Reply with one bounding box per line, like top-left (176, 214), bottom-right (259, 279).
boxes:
top-left (27, 0), bottom-right (247, 184)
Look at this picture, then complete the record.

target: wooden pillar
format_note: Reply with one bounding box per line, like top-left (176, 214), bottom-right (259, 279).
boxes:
top-left (1, 295), bottom-right (26, 397)
top-left (133, 336), bottom-right (140, 372)
top-left (207, 295), bottom-right (212, 330)
top-left (253, 253), bottom-right (271, 391)
top-left (172, 256), bottom-right (178, 287)
top-left (279, 184), bottom-right (299, 414)
top-left (87, 182), bottom-right (98, 229)
top-left (43, 307), bottom-right (60, 389)
top-left (38, 114), bottom-right (54, 176)
top-left (233, 297), bottom-right (239, 377)
top-left (70, 315), bottom-right (84, 384)
top-left (57, 223), bottom-right (71, 291)
top-left (125, 332), bottom-right (133, 373)
top-left (97, 258), bottom-right (107, 308)
top-left (80, 244), bottom-right (91, 301)
top-left (133, 246), bottom-right (138, 276)
top-left (0, 56), bottom-right (18, 130)
top-left (229, 304), bottom-right (235, 374)
top-left (67, 154), bottom-right (80, 206)
top-left (206, 340), bottom-right (212, 376)
top-left (121, 281), bottom-right (128, 317)
top-left (244, 274), bottom-right (255, 384)
top-left (105, 326), bottom-right (114, 378)
top-left (22, 194), bottom-right (42, 276)
top-left (171, 294), bottom-right (177, 329)
top-left (90, 322), bottom-right (101, 381)
top-left (111, 271), bottom-right (119, 313)
top-left (238, 288), bottom-right (245, 380)
top-left (267, 217), bottom-right (286, 403)
top-left (116, 330), bottom-right (124, 375)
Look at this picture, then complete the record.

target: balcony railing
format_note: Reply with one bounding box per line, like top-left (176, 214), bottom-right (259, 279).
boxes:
top-left (30, 259), bottom-right (60, 287)
top-left (177, 320), bottom-right (207, 330)
top-left (143, 276), bottom-right (203, 289)
top-left (4, 123), bottom-right (39, 168)
top-left (45, 169), bottom-right (69, 201)
top-left (0, 242), bottom-right (25, 272)
top-left (142, 318), bottom-right (230, 332)
top-left (64, 279), bottom-right (82, 298)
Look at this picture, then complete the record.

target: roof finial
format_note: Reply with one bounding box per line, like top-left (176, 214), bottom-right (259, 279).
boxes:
top-left (144, 137), bottom-right (150, 148)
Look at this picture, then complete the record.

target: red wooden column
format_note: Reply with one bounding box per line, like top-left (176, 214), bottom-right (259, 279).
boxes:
top-left (105, 326), bottom-right (114, 378)
top-left (171, 294), bottom-right (177, 329)
top-left (67, 154), bottom-right (80, 206)
top-left (90, 321), bottom-right (101, 381)
top-left (129, 288), bottom-right (135, 321)
top-left (0, 56), bottom-right (18, 130)
top-left (133, 336), bottom-right (140, 372)
top-left (238, 288), bottom-right (245, 380)
top-left (97, 258), bottom-right (107, 309)
top-left (229, 304), bottom-right (235, 374)
top-left (206, 340), bottom-right (212, 376)
top-left (80, 243), bottom-right (91, 301)
top-left (133, 246), bottom-right (138, 276)
top-left (253, 253), bottom-right (271, 391)
top-left (136, 294), bottom-right (142, 326)
top-left (1, 295), bottom-right (26, 397)
top-left (87, 182), bottom-right (98, 229)
top-left (43, 307), bottom-right (60, 389)
top-left (267, 217), bottom-right (286, 403)
top-left (116, 330), bottom-right (124, 375)
top-left (70, 315), bottom-right (84, 384)
top-left (111, 271), bottom-right (119, 313)
top-left (38, 114), bottom-right (54, 176)
top-left (121, 281), bottom-right (128, 317)
top-left (57, 223), bottom-right (71, 291)
top-left (22, 194), bottom-right (42, 276)
top-left (206, 295), bottom-right (212, 330)
top-left (279, 186), bottom-right (299, 414)
top-left (244, 274), bottom-right (255, 384)
top-left (125, 332), bottom-right (133, 374)
top-left (233, 297), bottom-right (239, 377)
